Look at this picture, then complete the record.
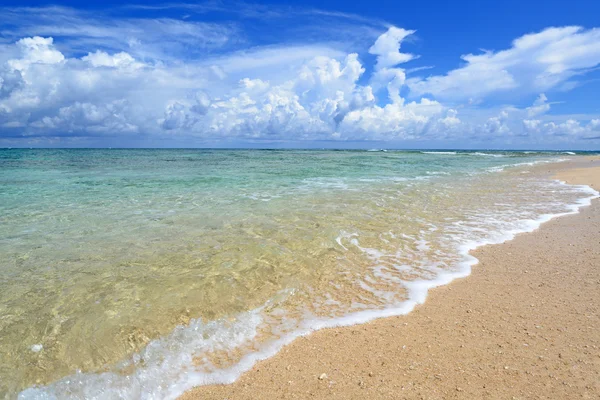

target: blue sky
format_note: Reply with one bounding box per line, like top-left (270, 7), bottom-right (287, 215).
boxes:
top-left (1, 0), bottom-right (599, 149)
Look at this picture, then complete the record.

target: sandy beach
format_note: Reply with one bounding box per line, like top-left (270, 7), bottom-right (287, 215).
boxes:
top-left (3, 3), bottom-right (600, 397)
top-left (181, 157), bottom-right (600, 400)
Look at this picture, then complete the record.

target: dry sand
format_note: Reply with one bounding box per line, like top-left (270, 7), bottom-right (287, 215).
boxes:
top-left (181, 157), bottom-right (600, 400)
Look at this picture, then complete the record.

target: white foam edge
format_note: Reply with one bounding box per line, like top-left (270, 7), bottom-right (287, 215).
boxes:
top-left (484, 158), bottom-right (567, 173)
top-left (19, 182), bottom-right (599, 400)
top-left (470, 152), bottom-right (504, 157)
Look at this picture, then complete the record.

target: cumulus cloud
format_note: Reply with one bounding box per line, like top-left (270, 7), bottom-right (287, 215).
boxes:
top-left (523, 118), bottom-right (600, 137)
top-left (30, 100), bottom-right (138, 134)
top-left (7, 37), bottom-right (65, 72)
top-left (0, 19), bottom-right (598, 146)
top-left (368, 27), bottom-right (416, 103)
top-left (472, 95), bottom-right (600, 140)
top-left (0, 28), bottom-right (452, 142)
top-left (339, 98), bottom-right (446, 140)
top-left (369, 27), bottom-right (416, 70)
top-left (483, 111), bottom-right (510, 135)
top-left (407, 26), bottom-right (600, 101)
top-left (82, 51), bottom-right (142, 69)
top-left (526, 93), bottom-right (550, 117)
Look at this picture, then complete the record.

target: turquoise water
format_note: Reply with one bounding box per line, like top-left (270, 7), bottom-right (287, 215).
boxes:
top-left (0, 149), bottom-right (597, 399)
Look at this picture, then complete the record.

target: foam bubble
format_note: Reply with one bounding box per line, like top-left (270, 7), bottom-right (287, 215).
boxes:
top-left (30, 345), bottom-right (43, 353)
top-left (471, 152), bottom-right (504, 157)
top-left (19, 178), bottom-right (599, 400)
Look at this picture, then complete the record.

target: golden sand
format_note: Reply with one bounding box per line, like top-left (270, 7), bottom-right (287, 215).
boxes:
top-left (181, 157), bottom-right (600, 399)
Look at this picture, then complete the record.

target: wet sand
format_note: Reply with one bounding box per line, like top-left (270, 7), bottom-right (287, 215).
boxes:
top-left (181, 157), bottom-right (600, 400)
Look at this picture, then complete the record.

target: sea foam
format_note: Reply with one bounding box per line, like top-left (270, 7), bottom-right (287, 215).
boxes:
top-left (19, 180), bottom-right (599, 400)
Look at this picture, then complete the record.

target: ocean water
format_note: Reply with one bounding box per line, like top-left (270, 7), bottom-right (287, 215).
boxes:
top-left (0, 149), bottom-right (597, 399)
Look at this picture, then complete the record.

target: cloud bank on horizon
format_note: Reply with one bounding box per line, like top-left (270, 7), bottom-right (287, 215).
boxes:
top-left (0, 4), bottom-right (599, 148)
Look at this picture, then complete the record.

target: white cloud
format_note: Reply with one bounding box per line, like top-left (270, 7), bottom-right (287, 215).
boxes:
top-left (440, 109), bottom-right (461, 127)
top-left (368, 27), bottom-right (416, 103)
top-left (523, 118), bottom-right (600, 137)
top-left (0, 7), bottom-right (238, 62)
top-left (30, 100), bottom-right (138, 134)
top-left (82, 51), bottom-right (142, 69)
top-left (369, 27), bottom-right (416, 70)
top-left (339, 98), bottom-right (445, 140)
top-left (0, 23), bottom-right (599, 146)
top-left (408, 26), bottom-right (600, 101)
top-left (523, 119), bottom-right (542, 133)
top-left (1, 29), bottom-right (446, 141)
top-left (7, 37), bottom-right (65, 72)
top-left (482, 110), bottom-right (510, 135)
top-left (526, 93), bottom-right (550, 117)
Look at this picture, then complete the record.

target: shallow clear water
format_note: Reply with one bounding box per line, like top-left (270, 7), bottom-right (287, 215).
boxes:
top-left (0, 149), bottom-right (597, 399)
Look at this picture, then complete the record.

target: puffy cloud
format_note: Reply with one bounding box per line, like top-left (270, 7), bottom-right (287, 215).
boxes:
top-left (0, 3), bottom-right (388, 65)
top-left (522, 118), bottom-right (600, 137)
top-left (538, 119), bottom-right (585, 136)
top-left (165, 53), bottom-right (374, 139)
top-left (439, 109), bottom-right (461, 127)
top-left (469, 95), bottom-right (600, 140)
top-left (368, 27), bottom-right (416, 103)
top-left (159, 102), bottom-right (195, 131)
top-left (408, 26), bottom-right (600, 101)
top-left (523, 119), bottom-right (542, 133)
top-left (7, 37), bottom-right (65, 72)
top-left (483, 111), bottom-right (510, 135)
top-left (339, 98), bottom-right (445, 140)
top-left (0, 68), bottom-right (24, 99)
top-left (526, 93), bottom-right (550, 117)
top-left (82, 51), bottom-right (142, 69)
top-left (30, 100), bottom-right (138, 134)
top-left (369, 27), bottom-right (416, 70)
top-left (191, 91), bottom-right (212, 115)
top-left (0, 24), bottom-right (598, 146)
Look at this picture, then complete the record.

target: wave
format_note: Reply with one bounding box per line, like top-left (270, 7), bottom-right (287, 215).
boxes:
top-left (19, 178), bottom-right (598, 400)
top-left (484, 158), bottom-right (564, 173)
top-left (470, 152), bottom-right (504, 157)
top-left (420, 151), bottom-right (457, 155)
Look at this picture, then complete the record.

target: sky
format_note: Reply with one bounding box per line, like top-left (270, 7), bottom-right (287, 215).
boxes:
top-left (1, 0), bottom-right (600, 149)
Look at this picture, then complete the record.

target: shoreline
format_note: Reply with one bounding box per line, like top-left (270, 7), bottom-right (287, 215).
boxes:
top-left (181, 157), bottom-right (600, 399)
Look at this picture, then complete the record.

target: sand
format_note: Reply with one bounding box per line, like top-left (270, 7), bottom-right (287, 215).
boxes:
top-left (181, 157), bottom-right (600, 400)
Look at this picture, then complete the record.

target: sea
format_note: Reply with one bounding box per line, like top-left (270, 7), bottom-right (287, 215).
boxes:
top-left (0, 149), bottom-right (598, 399)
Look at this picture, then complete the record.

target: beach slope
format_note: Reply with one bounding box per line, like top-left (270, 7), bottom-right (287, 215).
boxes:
top-left (181, 159), bottom-right (600, 399)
